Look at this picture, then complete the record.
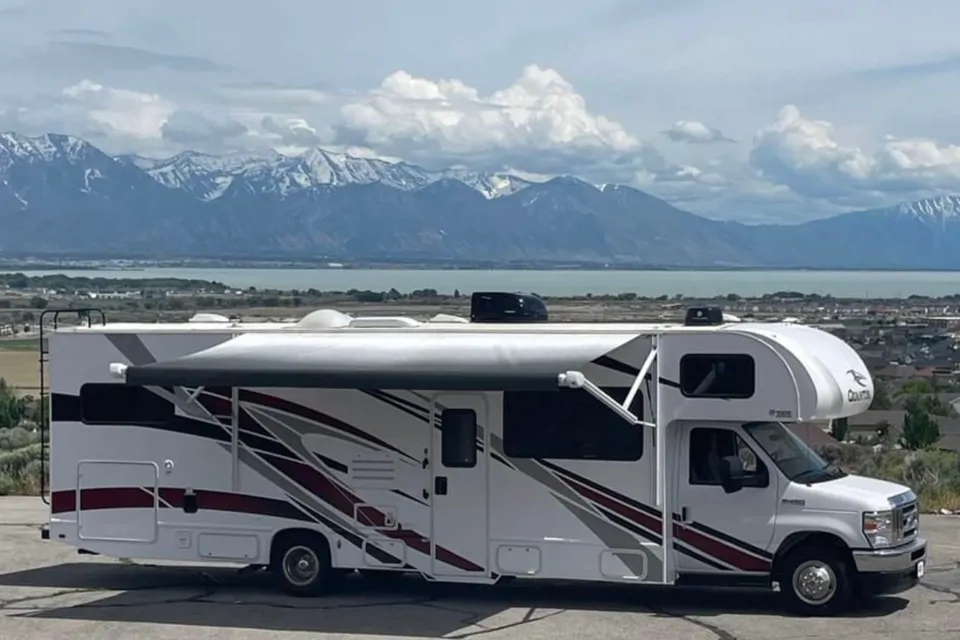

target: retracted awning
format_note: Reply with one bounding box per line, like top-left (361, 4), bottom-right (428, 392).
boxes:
top-left (121, 331), bottom-right (636, 391)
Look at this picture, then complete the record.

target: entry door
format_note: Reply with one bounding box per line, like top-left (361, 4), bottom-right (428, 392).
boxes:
top-left (430, 393), bottom-right (489, 578)
top-left (675, 423), bottom-right (779, 574)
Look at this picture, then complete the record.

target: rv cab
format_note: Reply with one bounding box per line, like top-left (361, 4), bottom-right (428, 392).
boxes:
top-left (38, 295), bottom-right (925, 617)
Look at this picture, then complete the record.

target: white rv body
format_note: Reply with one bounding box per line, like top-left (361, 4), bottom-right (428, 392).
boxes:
top-left (42, 308), bottom-right (926, 611)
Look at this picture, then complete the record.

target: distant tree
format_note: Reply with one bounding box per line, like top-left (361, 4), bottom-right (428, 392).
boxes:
top-left (830, 417), bottom-right (849, 442)
top-left (900, 395), bottom-right (941, 451)
top-left (869, 379), bottom-right (892, 410)
top-left (0, 378), bottom-right (27, 430)
top-left (29, 296), bottom-right (48, 310)
top-left (918, 394), bottom-right (957, 418)
top-left (897, 379), bottom-right (935, 397)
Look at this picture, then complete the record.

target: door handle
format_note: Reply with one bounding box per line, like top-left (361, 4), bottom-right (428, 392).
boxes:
top-left (434, 476), bottom-right (448, 495)
top-left (680, 506), bottom-right (689, 523)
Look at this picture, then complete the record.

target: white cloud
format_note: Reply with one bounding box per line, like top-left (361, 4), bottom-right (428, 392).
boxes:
top-left (61, 79), bottom-right (175, 140)
top-left (337, 65), bottom-right (638, 162)
top-left (750, 105), bottom-right (960, 206)
top-left (662, 120), bottom-right (734, 145)
top-left (331, 64), bottom-right (720, 190)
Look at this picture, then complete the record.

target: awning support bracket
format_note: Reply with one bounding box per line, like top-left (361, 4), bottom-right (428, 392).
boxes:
top-left (625, 346), bottom-right (657, 414)
top-left (557, 371), bottom-right (656, 429)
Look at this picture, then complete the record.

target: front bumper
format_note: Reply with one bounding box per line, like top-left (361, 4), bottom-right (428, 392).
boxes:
top-left (851, 536), bottom-right (926, 596)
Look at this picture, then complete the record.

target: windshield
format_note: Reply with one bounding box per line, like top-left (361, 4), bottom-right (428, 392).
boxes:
top-left (743, 421), bottom-right (841, 483)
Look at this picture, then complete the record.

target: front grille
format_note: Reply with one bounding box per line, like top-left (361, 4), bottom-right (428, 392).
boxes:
top-left (894, 501), bottom-right (918, 543)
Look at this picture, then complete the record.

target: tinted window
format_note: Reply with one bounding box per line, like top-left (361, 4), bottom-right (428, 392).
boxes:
top-left (441, 409), bottom-right (477, 468)
top-left (688, 427), bottom-right (767, 485)
top-left (80, 384), bottom-right (173, 426)
top-left (679, 354), bottom-right (755, 399)
top-left (503, 388), bottom-right (642, 461)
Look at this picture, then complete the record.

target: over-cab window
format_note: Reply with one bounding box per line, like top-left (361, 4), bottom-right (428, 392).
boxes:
top-left (440, 409), bottom-right (478, 468)
top-left (502, 388), bottom-right (643, 461)
top-left (679, 354), bottom-right (755, 399)
top-left (79, 383), bottom-right (173, 426)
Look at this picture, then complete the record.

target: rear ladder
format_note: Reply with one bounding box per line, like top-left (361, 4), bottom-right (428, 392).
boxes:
top-left (38, 308), bottom-right (106, 504)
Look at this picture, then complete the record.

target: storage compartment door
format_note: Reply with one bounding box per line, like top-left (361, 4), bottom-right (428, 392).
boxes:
top-left (77, 460), bottom-right (159, 543)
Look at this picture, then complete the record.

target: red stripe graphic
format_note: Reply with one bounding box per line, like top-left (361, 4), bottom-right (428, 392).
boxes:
top-left (50, 487), bottom-right (313, 523)
top-left (670, 523), bottom-right (771, 572)
top-left (550, 469), bottom-right (771, 572)
top-left (260, 453), bottom-right (484, 573)
top-left (241, 390), bottom-right (415, 461)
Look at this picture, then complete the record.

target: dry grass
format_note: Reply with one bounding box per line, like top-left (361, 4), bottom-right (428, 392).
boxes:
top-left (0, 348), bottom-right (40, 395)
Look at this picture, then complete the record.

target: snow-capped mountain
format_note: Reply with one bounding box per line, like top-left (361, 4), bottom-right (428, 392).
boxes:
top-left (122, 144), bottom-right (536, 202)
top-left (3, 131), bottom-right (960, 269)
top-left (884, 195), bottom-right (960, 225)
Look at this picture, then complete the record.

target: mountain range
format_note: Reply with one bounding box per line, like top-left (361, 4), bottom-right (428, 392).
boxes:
top-left (1, 131), bottom-right (959, 269)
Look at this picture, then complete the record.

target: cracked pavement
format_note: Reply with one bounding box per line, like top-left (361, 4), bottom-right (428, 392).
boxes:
top-left (1, 497), bottom-right (958, 639)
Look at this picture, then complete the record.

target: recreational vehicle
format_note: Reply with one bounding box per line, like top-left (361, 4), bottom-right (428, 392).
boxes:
top-left (38, 294), bottom-right (926, 616)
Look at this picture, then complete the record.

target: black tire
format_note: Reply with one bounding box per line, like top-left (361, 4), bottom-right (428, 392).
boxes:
top-left (778, 545), bottom-right (854, 616)
top-left (271, 531), bottom-right (340, 597)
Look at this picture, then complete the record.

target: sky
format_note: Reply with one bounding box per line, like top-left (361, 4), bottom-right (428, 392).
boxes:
top-left (1, 0), bottom-right (960, 223)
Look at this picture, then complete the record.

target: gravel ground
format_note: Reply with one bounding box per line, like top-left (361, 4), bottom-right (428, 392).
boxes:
top-left (0, 497), bottom-right (958, 639)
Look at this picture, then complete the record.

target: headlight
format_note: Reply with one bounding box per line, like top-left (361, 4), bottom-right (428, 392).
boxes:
top-left (863, 511), bottom-right (895, 548)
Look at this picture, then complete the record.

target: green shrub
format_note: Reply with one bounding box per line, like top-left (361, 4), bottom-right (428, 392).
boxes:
top-left (818, 442), bottom-right (960, 512)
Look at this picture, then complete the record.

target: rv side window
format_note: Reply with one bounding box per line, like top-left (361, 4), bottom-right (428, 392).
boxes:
top-left (441, 409), bottom-right (477, 468)
top-left (502, 388), bottom-right (642, 461)
top-left (79, 384), bottom-right (173, 426)
top-left (679, 354), bottom-right (755, 399)
top-left (688, 427), bottom-right (767, 485)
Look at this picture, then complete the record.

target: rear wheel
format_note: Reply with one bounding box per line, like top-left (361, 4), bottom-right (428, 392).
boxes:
top-left (271, 531), bottom-right (341, 597)
top-left (779, 546), bottom-right (854, 616)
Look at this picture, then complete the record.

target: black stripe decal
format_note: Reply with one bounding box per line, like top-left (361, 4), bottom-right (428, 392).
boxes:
top-left (590, 357), bottom-right (681, 389)
top-left (596, 506), bottom-right (661, 545)
top-left (316, 453), bottom-right (349, 474)
top-left (539, 459), bottom-right (660, 517)
top-left (675, 542), bottom-right (732, 571)
top-left (597, 506), bottom-right (731, 571)
top-left (51, 392), bottom-right (82, 421)
top-left (592, 356), bottom-right (640, 376)
top-left (391, 489), bottom-right (429, 507)
top-left (684, 519), bottom-right (774, 559)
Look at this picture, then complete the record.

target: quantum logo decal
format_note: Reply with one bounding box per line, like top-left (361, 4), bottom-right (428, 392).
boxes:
top-left (846, 369), bottom-right (871, 402)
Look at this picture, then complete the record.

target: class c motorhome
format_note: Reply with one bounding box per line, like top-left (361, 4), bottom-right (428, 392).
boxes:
top-left (39, 294), bottom-right (926, 616)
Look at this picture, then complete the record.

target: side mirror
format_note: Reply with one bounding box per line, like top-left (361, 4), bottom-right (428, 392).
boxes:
top-left (719, 455), bottom-right (744, 494)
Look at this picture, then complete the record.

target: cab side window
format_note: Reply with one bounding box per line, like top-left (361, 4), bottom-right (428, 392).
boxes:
top-left (688, 427), bottom-right (766, 485)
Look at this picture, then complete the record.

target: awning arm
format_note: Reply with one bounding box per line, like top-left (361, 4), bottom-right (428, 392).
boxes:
top-left (624, 346), bottom-right (657, 413)
top-left (558, 371), bottom-right (656, 429)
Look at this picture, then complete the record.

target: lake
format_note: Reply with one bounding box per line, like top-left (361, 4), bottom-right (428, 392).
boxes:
top-left (6, 267), bottom-right (960, 298)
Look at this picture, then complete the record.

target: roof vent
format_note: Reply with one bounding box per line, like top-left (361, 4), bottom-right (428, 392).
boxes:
top-left (684, 306), bottom-right (725, 327)
top-left (349, 317), bottom-right (421, 328)
top-left (297, 309), bottom-right (353, 328)
top-left (188, 312), bottom-right (230, 323)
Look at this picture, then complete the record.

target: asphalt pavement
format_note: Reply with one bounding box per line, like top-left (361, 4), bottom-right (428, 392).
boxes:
top-left (0, 496), bottom-right (957, 639)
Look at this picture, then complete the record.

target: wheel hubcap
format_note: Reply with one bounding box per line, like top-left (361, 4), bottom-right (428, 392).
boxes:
top-left (792, 560), bottom-right (837, 606)
top-left (282, 545), bottom-right (320, 586)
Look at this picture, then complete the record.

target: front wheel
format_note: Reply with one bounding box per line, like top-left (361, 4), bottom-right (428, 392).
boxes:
top-left (779, 547), bottom-right (854, 616)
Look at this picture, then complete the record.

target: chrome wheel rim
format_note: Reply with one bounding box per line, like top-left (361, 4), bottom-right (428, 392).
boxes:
top-left (282, 545), bottom-right (320, 587)
top-left (792, 560), bottom-right (837, 606)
